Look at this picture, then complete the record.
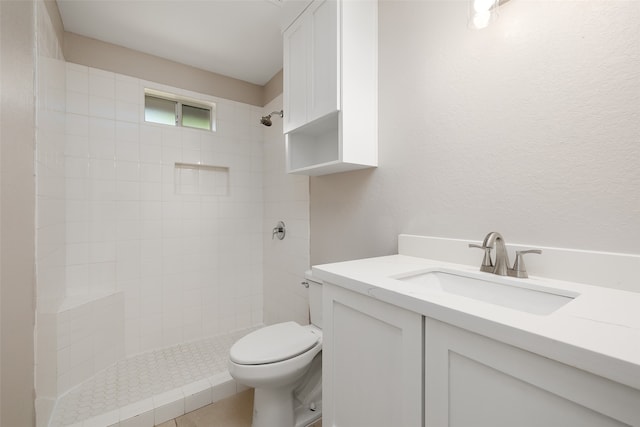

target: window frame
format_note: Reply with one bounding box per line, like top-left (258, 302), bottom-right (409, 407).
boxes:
top-left (144, 89), bottom-right (216, 132)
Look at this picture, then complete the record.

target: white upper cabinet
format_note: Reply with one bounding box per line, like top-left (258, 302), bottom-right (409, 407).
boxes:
top-left (283, 0), bottom-right (378, 175)
top-left (283, 0), bottom-right (339, 132)
top-left (309, 0), bottom-right (339, 123)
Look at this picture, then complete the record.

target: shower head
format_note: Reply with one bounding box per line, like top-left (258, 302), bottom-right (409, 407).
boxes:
top-left (260, 115), bottom-right (273, 127)
top-left (260, 110), bottom-right (284, 127)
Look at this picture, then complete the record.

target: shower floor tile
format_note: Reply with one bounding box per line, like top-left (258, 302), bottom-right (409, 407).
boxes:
top-left (50, 327), bottom-right (256, 427)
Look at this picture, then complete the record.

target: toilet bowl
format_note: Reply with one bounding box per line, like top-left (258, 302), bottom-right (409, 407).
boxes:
top-left (228, 273), bottom-right (323, 427)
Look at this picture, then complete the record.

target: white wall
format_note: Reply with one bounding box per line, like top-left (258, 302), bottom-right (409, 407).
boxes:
top-left (1, 1), bottom-right (38, 425)
top-left (262, 94), bottom-right (311, 325)
top-left (64, 65), bottom-right (265, 358)
top-left (311, 0), bottom-right (640, 291)
top-left (34, 0), bottom-right (67, 423)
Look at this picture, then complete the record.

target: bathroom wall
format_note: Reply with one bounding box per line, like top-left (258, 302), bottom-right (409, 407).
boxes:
top-left (310, 0), bottom-right (640, 291)
top-left (1, 1), bottom-right (37, 425)
top-left (262, 94), bottom-right (311, 326)
top-left (63, 65), bottom-right (265, 362)
top-left (34, 0), bottom-right (68, 420)
top-left (64, 32), bottom-right (265, 107)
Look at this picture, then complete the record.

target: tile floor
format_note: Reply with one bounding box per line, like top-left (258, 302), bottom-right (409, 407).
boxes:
top-left (50, 328), bottom-right (257, 427)
top-left (158, 390), bottom-right (322, 427)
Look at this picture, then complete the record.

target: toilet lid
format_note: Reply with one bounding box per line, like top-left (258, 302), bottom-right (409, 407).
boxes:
top-left (230, 322), bottom-right (320, 365)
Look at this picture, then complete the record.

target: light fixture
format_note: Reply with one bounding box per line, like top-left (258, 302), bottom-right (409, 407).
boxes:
top-left (469, 0), bottom-right (508, 29)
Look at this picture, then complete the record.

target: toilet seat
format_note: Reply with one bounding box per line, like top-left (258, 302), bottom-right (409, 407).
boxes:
top-left (230, 321), bottom-right (320, 365)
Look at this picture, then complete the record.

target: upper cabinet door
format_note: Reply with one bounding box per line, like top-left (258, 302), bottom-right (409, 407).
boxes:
top-left (283, 15), bottom-right (310, 133)
top-left (283, 0), bottom-right (339, 133)
top-left (309, 0), bottom-right (339, 123)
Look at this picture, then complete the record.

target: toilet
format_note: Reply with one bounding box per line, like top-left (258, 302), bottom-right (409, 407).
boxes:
top-left (228, 272), bottom-right (323, 427)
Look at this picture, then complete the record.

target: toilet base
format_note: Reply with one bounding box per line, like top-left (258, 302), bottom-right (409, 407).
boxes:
top-left (293, 399), bottom-right (322, 427)
top-left (251, 386), bottom-right (322, 427)
top-left (252, 386), bottom-right (295, 427)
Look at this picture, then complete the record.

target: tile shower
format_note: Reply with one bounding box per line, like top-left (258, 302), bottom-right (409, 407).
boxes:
top-left (63, 62), bottom-right (264, 379)
top-left (35, 3), bottom-right (310, 424)
top-left (38, 55), bottom-right (280, 427)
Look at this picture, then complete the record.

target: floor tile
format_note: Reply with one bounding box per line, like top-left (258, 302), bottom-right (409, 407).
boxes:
top-left (176, 389), bottom-right (253, 427)
top-left (51, 328), bottom-right (257, 426)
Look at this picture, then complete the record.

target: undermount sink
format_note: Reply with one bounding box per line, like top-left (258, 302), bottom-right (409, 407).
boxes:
top-left (398, 270), bottom-right (577, 315)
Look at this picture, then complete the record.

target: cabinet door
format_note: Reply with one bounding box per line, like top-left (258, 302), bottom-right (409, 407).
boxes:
top-left (425, 319), bottom-right (640, 427)
top-left (308, 0), bottom-right (339, 122)
top-left (283, 13), bottom-right (309, 133)
top-left (323, 283), bottom-right (423, 427)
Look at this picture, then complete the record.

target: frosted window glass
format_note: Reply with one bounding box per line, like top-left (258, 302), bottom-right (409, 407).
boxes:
top-left (145, 95), bottom-right (176, 126)
top-left (182, 104), bottom-right (211, 130)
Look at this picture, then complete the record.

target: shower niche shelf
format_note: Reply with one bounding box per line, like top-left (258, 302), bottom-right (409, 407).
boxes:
top-left (174, 162), bottom-right (229, 196)
top-left (283, 0), bottom-right (377, 176)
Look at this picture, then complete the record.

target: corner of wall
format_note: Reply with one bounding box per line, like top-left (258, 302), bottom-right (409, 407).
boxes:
top-left (42, 0), bottom-right (65, 52)
top-left (262, 69), bottom-right (283, 107)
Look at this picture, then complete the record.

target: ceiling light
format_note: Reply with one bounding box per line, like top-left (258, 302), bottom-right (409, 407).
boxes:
top-left (469, 0), bottom-right (509, 29)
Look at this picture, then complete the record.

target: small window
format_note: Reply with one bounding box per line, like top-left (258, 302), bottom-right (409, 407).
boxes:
top-left (144, 91), bottom-right (214, 131)
top-left (182, 104), bottom-right (211, 130)
top-left (145, 96), bottom-right (177, 126)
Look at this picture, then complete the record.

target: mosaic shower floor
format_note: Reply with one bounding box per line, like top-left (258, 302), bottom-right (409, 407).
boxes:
top-left (50, 327), bottom-right (257, 427)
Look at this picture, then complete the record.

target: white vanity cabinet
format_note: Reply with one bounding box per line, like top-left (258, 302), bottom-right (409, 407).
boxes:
top-left (424, 319), bottom-right (640, 427)
top-left (323, 282), bottom-right (423, 427)
top-left (317, 236), bottom-right (640, 427)
top-left (282, 0), bottom-right (377, 175)
top-left (322, 285), bottom-right (640, 427)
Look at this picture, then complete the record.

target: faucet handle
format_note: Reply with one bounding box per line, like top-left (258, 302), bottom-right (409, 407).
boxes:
top-left (469, 243), bottom-right (494, 273)
top-left (508, 249), bottom-right (542, 279)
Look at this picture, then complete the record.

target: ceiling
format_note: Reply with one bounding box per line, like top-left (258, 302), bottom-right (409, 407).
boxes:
top-left (57, 0), bottom-right (284, 86)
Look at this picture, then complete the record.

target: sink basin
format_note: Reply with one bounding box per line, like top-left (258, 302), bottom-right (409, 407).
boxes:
top-left (398, 270), bottom-right (577, 315)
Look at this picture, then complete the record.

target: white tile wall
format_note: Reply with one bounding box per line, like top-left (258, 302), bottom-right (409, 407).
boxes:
top-left (261, 95), bottom-right (311, 326)
top-left (56, 293), bottom-right (125, 394)
top-left (64, 65), bottom-right (265, 359)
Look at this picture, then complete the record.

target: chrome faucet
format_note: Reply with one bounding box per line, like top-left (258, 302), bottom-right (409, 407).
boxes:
top-left (469, 232), bottom-right (541, 278)
top-left (483, 231), bottom-right (510, 276)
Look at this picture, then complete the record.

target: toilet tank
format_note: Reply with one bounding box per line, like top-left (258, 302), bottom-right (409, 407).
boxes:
top-left (305, 270), bottom-right (323, 329)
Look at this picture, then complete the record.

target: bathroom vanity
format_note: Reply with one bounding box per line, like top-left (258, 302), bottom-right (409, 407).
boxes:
top-left (313, 235), bottom-right (640, 427)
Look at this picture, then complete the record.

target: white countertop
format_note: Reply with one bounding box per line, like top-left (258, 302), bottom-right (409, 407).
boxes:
top-left (313, 254), bottom-right (640, 390)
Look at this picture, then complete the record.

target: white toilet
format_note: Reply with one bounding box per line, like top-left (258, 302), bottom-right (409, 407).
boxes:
top-left (228, 272), bottom-right (323, 427)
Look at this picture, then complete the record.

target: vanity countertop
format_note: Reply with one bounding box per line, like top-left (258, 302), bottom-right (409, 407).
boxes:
top-left (313, 254), bottom-right (640, 390)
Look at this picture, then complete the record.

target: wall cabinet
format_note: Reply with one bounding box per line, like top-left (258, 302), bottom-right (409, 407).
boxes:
top-left (283, 0), bottom-right (377, 175)
top-left (323, 283), bottom-right (423, 426)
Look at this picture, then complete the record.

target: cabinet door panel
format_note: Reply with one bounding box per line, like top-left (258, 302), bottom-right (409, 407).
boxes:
top-left (283, 16), bottom-right (309, 133)
top-left (449, 352), bottom-right (627, 427)
top-left (425, 319), bottom-right (640, 427)
top-left (324, 283), bottom-right (422, 427)
top-left (309, 0), bottom-right (339, 121)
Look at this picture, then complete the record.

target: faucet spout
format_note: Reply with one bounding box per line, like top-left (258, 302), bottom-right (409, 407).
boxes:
top-left (482, 232), bottom-right (510, 276)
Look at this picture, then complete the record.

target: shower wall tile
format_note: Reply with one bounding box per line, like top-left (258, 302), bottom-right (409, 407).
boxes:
top-left (89, 67), bottom-right (115, 98)
top-left (116, 75), bottom-right (140, 105)
top-left (67, 63), bottom-right (89, 94)
top-left (55, 292), bottom-right (124, 395)
top-left (65, 65), bottom-right (264, 359)
top-left (261, 95), bottom-right (311, 326)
